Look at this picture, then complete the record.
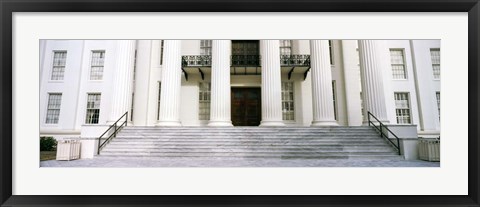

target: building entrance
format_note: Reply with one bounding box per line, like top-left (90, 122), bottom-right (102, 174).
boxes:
top-left (231, 88), bottom-right (261, 126)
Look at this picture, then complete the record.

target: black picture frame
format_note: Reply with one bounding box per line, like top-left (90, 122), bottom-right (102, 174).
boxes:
top-left (1, 0), bottom-right (479, 206)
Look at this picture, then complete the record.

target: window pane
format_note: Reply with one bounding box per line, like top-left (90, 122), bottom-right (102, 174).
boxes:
top-left (46, 93), bottom-right (62, 124)
top-left (199, 82), bottom-right (211, 120)
top-left (281, 82), bottom-right (295, 121)
top-left (51, 52), bottom-right (67, 80)
top-left (394, 92), bottom-right (411, 124)
top-left (390, 49), bottom-right (407, 79)
top-left (86, 94), bottom-right (101, 124)
top-left (90, 51), bottom-right (105, 80)
top-left (430, 49), bottom-right (440, 79)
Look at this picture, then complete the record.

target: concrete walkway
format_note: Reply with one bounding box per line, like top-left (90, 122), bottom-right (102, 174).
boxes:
top-left (41, 157), bottom-right (439, 167)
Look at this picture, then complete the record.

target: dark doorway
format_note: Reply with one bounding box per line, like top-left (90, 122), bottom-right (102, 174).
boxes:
top-left (231, 88), bottom-right (261, 126)
top-left (232, 40), bottom-right (260, 56)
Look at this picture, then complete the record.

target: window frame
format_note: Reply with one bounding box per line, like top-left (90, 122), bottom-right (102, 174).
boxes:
top-left (394, 92), bottom-right (412, 124)
top-left (281, 81), bottom-right (295, 121)
top-left (198, 82), bottom-right (211, 121)
top-left (45, 93), bottom-right (62, 124)
top-left (279, 40), bottom-right (292, 56)
top-left (89, 50), bottom-right (106, 81)
top-left (50, 51), bottom-right (67, 81)
top-left (389, 48), bottom-right (408, 80)
top-left (85, 93), bottom-right (102, 124)
top-left (200, 40), bottom-right (212, 56)
top-left (430, 48), bottom-right (441, 80)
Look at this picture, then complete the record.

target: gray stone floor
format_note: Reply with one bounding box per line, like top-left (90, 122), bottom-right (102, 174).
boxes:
top-left (40, 157), bottom-right (440, 167)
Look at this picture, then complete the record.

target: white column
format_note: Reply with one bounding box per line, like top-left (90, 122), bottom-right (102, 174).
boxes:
top-left (109, 40), bottom-right (136, 123)
top-left (310, 40), bottom-right (338, 126)
top-left (132, 40), bottom-right (152, 126)
top-left (260, 40), bottom-right (284, 126)
top-left (157, 40), bottom-right (182, 126)
top-left (358, 40), bottom-right (389, 123)
top-left (208, 40), bottom-right (233, 126)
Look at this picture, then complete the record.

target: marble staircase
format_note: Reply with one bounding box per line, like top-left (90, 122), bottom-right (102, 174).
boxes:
top-left (98, 126), bottom-right (402, 159)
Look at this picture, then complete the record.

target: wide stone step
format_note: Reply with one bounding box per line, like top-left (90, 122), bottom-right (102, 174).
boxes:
top-left (97, 154), bottom-right (403, 160)
top-left (102, 151), bottom-right (397, 157)
top-left (104, 145), bottom-right (394, 149)
top-left (101, 148), bottom-right (397, 153)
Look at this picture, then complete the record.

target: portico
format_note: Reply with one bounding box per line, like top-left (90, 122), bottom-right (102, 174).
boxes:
top-left (153, 40), bottom-right (389, 127)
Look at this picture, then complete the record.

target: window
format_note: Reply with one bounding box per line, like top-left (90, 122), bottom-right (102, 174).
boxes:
top-left (281, 82), bottom-right (295, 121)
top-left (90, 51), bottom-right (105, 80)
top-left (157, 82), bottom-right (161, 120)
top-left (390, 49), bottom-right (407, 79)
top-left (200, 40), bottom-right (212, 55)
top-left (160, 40), bottom-right (164, 65)
top-left (430, 48), bottom-right (440, 79)
top-left (199, 82), bottom-right (211, 120)
top-left (394, 93), bottom-right (411, 124)
top-left (85, 93), bottom-right (101, 124)
top-left (332, 81), bottom-right (337, 120)
top-left (279, 40), bottom-right (292, 56)
top-left (45, 93), bottom-right (62, 124)
top-left (51, 51), bottom-right (67, 80)
top-left (436, 92), bottom-right (440, 120)
top-left (329, 40), bottom-right (334, 65)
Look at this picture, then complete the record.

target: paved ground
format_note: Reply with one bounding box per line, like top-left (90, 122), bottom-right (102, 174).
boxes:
top-left (40, 156), bottom-right (440, 167)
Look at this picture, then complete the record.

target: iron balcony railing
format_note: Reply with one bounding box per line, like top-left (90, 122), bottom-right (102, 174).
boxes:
top-left (181, 55), bottom-right (311, 67)
top-left (182, 55), bottom-right (212, 67)
top-left (231, 55), bottom-right (261, 66)
top-left (280, 55), bottom-right (310, 67)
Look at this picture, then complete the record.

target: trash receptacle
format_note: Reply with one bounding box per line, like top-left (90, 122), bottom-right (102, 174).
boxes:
top-left (56, 140), bottom-right (81, 161)
top-left (418, 137), bottom-right (440, 161)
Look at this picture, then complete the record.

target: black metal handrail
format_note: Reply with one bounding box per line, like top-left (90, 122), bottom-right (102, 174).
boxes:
top-left (367, 111), bottom-right (401, 155)
top-left (97, 111), bottom-right (128, 155)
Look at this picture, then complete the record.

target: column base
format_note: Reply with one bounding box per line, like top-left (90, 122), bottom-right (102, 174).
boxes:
top-left (156, 121), bottom-right (182, 126)
top-left (208, 121), bottom-right (233, 127)
top-left (259, 120), bottom-right (285, 127)
top-left (311, 120), bottom-right (338, 126)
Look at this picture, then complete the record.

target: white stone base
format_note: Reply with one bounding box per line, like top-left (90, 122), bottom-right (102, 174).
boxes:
top-left (260, 121), bottom-right (285, 127)
top-left (156, 121), bottom-right (182, 126)
top-left (208, 121), bottom-right (233, 127)
top-left (311, 121), bottom-right (338, 126)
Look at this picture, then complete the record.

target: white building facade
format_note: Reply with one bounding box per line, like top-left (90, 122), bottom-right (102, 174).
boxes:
top-left (39, 40), bottom-right (441, 139)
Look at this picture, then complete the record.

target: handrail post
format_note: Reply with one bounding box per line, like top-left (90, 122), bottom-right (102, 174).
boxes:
top-left (126, 111), bottom-right (128, 127)
top-left (397, 137), bottom-right (401, 155)
top-left (367, 111), bottom-right (370, 126)
top-left (114, 122), bottom-right (117, 138)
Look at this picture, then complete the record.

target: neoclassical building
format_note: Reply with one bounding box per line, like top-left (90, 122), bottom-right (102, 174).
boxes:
top-left (39, 40), bottom-right (440, 139)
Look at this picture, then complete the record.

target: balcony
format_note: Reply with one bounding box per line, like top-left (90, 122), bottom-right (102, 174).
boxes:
top-left (181, 54), bottom-right (311, 80)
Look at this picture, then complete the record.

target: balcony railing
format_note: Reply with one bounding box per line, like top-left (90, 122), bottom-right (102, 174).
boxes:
top-left (280, 55), bottom-right (310, 67)
top-left (182, 55), bottom-right (212, 67)
top-left (181, 55), bottom-right (311, 67)
top-left (231, 55), bottom-right (261, 67)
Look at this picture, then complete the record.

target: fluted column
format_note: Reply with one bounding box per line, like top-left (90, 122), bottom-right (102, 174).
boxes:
top-left (109, 40), bottom-right (136, 123)
top-left (260, 40), bottom-right (284, 126)
top-left (358, 40), bottom-right (389, 123)
top-left (208, 40), bottom-right (233, 126)
top-left (157, 40), bottom-right (182, 126)
top-left (310, 40), bottom-right (338, 126)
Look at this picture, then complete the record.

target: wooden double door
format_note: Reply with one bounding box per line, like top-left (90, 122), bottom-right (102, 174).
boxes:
top-left (231, 88), bottom-right (261, 126)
